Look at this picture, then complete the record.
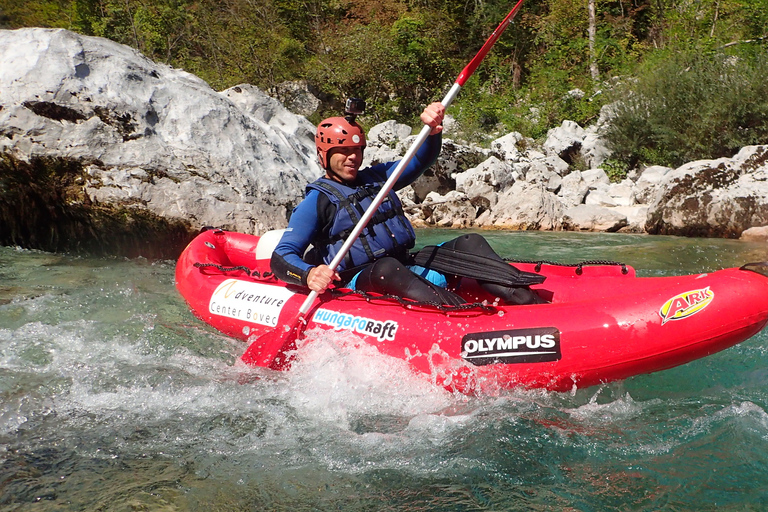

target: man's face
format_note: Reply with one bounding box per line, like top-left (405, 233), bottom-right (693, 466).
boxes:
top-left (327, 146), bottom-right (363, 183)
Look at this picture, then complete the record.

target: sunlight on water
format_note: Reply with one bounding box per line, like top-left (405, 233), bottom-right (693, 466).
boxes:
top-left (2, 231), bottom-right (768, 510)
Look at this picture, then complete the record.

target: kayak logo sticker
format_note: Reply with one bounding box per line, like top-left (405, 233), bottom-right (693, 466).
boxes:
top-left (659, 287), bottom-right (714, 325)
top-left (209, 279), bottom-right (294, 327)
top-left (312, 309), bottom-right (398, 342)
top-left (461, 327), bottom-right (561, 366)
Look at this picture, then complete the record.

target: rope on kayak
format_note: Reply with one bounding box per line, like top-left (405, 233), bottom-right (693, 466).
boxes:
top-left (506, 258), bottom-right (629, 275)
top-left (194, 262), bottom-right (252, 275)
top-left (193, 262), bottom-right (275, 279)
top-left (330, 288), bottom-right (498, 313)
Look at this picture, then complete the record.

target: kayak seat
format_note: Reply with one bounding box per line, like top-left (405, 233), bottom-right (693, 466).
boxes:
top-left (255, 229), bottom-right (285, 275)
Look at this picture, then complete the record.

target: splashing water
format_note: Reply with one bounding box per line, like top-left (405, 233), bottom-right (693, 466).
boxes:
top-left (2, 231), bottom-right (768, 510)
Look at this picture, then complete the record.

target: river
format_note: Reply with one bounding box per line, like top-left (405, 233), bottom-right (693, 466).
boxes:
top-left (2, 229), bottom-right (768, 511)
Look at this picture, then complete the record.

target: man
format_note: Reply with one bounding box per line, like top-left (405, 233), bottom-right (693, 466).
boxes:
top-left (271, 102), bottom-right (544, 305)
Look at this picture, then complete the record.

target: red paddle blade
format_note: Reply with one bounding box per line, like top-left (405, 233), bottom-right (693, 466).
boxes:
top-left (455, 0), bottom-right (525, 87)
top-left (241, 314), bottom-right (304, 369)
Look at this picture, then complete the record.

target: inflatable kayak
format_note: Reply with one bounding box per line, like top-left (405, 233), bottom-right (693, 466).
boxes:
top-left (176, 228), bottom-right (768, 393)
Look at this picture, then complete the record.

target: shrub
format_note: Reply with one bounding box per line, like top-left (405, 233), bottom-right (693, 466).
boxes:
top-left (601, 159), bottom-right (629, 182)
top-left (604, 50), bottom-right (768, 168)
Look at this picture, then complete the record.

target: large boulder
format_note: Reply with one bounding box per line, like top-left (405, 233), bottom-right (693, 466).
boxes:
top-left (562, 204), bottom-right (628, 232)
top-left (479, 182), bottom-right (564, 230)
top-left (490, 131), bottom-right (527, 163)
top-left (271, 80), bottom-right (321, 117)
top-left (645, 146), bottom-right (768, 237)
top-left (0, 28), bottom-right (320, 257)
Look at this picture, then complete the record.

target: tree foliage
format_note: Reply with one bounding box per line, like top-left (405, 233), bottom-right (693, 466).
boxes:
top-left (1, 0), bottom-right (766, 164)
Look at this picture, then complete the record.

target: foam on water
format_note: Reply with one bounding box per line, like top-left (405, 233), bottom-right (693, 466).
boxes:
top-left (3, 235), bottom-right (768, 509)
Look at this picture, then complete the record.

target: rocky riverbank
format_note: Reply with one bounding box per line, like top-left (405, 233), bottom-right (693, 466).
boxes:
top-left (2, 28), bottom-right (768, 258)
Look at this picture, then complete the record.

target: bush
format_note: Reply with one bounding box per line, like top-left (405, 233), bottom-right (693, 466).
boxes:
top-left (601, 159), bottom-right (629, 182)
top-left (604, 50), bottom-right (768, 168)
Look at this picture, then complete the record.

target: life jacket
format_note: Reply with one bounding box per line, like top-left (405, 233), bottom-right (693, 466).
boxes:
top-left (305, 175), bottom-right (416, 275)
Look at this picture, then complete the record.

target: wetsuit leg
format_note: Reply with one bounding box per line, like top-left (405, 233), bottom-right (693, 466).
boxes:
top-left (354, 257), bottom-right (465, 306)
top-left (441, 234), bottom-right (547, 305)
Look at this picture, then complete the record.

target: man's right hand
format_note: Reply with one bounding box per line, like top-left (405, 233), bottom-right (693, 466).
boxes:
top-left (306, 265), bottom-right (340, 293)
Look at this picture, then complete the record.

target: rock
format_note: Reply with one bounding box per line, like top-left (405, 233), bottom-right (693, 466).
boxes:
top-left (0, 28), bottom-right (320, 257)
top-left (367, 120), bottom-right (412, 146)
top-left (562, 204), bottom-right (628, 232)
top-left (455, 156), bottom-right (514, 206)
top-left (581, 168), bottom-right (611, 188)
top-left (406, 139), bottom-right (487, 203)
top-left (525, 165), bottom-right (561, 193)
top-left (362, 121), bottom-right (406, 168)
top-left (580, 126), bottom-right (612, 169)
top-left (534, 155), bottom-right (570, 177)
top-left (612, 205), bottom-right (649, 232)
top-left (441, 113), bottom-right (459, 137)
top-left (362, 143), bottom-right (401, 168)
top-left (221, 83), bottom-right (317, 162)
top-left (480, 182), bottom-right (563, 230)
top-left (490, 132), bottom-right (525, 163)
top-left (416, 191), bottom-right (475, 228)
top-left (544, 120), bottom-right (586, 164)
top-left (585, 184), bottom-right (617, 207)
top-left (645, 146), bottom-right (768, 237)
top-left (271, 80), bottom-right (321, 117)
top-left (740, 226), bottom-right (768, 242)
top-left (633, 165), bottom-right (672, 204)
top-left (5, 29), bottom-right (768, 251)
top-left (558, 171), bottom-right (590, 208)
top-left (607, 179), bottom-right (636, 206)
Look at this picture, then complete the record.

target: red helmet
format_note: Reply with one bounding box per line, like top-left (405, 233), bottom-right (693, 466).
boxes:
top-left (315, 117), bottom-right (366, 169)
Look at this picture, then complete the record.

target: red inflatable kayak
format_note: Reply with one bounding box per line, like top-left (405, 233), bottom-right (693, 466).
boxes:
top-left (176, 228), bottom-right (768, 393)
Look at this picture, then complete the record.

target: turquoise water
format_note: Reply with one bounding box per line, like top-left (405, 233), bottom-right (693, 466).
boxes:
top-left (2, 230), bottom-right (768, 511)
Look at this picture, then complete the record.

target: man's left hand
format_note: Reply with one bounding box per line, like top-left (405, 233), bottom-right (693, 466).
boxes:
top-left (421, 102), bottom-right (445, 135)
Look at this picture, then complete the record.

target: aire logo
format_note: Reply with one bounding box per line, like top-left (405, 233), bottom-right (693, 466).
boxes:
top-left (659, 287), bottom-right (714, 325)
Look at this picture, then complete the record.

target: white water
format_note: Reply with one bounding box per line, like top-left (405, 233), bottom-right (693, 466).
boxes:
top-left (3, 231), bottom-right (768, 510)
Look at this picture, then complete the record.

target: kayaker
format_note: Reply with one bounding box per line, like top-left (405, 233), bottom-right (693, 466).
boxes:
top-left (271, 101), bottom-right (544, 305)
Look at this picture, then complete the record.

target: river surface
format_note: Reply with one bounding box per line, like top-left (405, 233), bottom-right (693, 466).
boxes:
top-left (2, 229), bottom-right (768, 511)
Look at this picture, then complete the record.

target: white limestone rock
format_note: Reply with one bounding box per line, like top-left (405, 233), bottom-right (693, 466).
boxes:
top-left (480, 182), bottom-right (564, 230)
top-left (454, 156), bottom-right (514, 206)
top-left (633, 165), bottom-right (672, 204)
top-left (562, 204), bottom-right (628, 232)
top-left (646, 146), bottom-right (768, 237)
top-left (0, 28), bottom-right (321, 254)
top-left (490, 131), bottom-right (526, 163)
top-left (544, 120), bottom-right (586, 163)
top-left (558, 171), bottom-right (590, 208)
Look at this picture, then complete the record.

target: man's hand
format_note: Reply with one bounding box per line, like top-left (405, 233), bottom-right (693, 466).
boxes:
top-left (306, 265), bottom-right (340, 293)
top-left (421, 102), bottom-right (445, 135)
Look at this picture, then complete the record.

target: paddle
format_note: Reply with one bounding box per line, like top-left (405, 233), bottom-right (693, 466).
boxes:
top-left (241, 0), bottom-right (526, 369)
